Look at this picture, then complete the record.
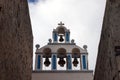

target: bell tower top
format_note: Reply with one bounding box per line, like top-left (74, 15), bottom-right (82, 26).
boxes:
top-left (52, 22), bottom-right (70, 43)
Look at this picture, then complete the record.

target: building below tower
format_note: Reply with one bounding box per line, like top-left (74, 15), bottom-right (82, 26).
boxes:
top-left (32, 22), bottom-right (93, 80)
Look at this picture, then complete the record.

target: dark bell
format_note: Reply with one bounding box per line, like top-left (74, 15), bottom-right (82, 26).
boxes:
top-left (73, 57), bottom-right (79, 67)
top-left (44, 57), bottom-right (51, 67)
top-left (58, 57), bottom-right (65, 67)
top-left (59, 35), bottom-right (64, 42)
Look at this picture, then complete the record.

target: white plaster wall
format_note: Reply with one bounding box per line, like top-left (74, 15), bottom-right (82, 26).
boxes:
top-left (32, 71), bottom-right (93, 80)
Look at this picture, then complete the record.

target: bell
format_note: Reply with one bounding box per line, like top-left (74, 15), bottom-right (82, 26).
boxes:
top-left (58, 57), bottom-right (65, 67)
top-left (73, 57), bottom-right (79, 67)
top-left (44, 57), bottom-right (51, 67)
top-left (59, 35), bottom-right (64, 42)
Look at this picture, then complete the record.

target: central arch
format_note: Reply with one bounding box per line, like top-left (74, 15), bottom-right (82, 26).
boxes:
top-left (57, 48), bottom-right (66, 57)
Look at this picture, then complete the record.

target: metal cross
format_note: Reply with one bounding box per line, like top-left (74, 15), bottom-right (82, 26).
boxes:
top-left (58, 21), bottom-right (64, 26)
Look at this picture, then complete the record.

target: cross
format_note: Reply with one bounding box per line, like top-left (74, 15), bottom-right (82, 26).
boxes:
top-left (58, 21), bottom-right (64, 26)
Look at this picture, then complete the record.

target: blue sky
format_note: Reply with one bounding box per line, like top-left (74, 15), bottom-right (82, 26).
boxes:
top-left (28, 0), bottom-right (106, 70)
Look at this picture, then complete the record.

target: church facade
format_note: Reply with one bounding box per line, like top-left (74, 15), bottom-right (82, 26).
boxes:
top-left (32, 22), bottom-right (93, 80)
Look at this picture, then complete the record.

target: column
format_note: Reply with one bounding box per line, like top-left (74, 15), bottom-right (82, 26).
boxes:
top-left (67, 54), bottom-right (72, 70)
top-left (80, 56), bottom-right (82, 70)
top-left (53, 32), bottom-right (58, 43)
top-left (35, 54), bottom-right (42, 70)
top-left (65, 32), bottom-right (70, 43)
top-left (52, 54), bottom-right (57, 70)
top-left (81, 54), bottom-right (88, 70)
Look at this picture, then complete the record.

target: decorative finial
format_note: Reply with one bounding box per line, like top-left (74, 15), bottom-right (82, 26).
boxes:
top-left (83, 45), bottom-right (87, 50)
top-left (48, 38), bottom-right (52, 43)
top-left (35, 44), bottom-right (40, 50)
top-left (71, 39), bottom-right (75, 43)
top-left (58, 21), bottom-right (64, 26)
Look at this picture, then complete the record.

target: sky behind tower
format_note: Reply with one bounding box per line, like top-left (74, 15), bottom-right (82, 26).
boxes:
top-left (28, 0), bottom-right (106, 70)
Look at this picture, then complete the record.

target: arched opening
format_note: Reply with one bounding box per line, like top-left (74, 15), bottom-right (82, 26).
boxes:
top-left (57, 48), bottom-right (66, 57)
top-left (58, 27), bottom-right (65, 34)
top-left (72, 48), bottom-right (80, 57)
top-left (43, 48), bottom-right (52, 67)
top-left (43, 48), bottom-right (51, 57)
top-left (57, 27), bottom-right (66, 42)
top-left (57, 48), bottom-right (66, 67)
top-left (72, 48), bottom-right (80, 68)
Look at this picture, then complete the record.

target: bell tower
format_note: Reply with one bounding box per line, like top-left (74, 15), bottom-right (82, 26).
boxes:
top-left (34, 22), bottom-right (89, 71)
top-left (33, 22), bottom-right (93, 80)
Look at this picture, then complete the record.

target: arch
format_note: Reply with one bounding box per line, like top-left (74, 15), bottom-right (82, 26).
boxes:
top-left (57, 48), bottom-right (66, 57)
top-left (72, 48), bottom-right (80, 57)
top-left (43, 48), bottom-right (51, 57)
top-left (58, 27), bottom-right (65, 34)
top-left (56, 26), bottom-right (67, 34)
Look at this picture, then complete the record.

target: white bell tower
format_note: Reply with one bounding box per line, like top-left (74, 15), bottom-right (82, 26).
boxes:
top-left (32, 22), bottom-right (93, 80)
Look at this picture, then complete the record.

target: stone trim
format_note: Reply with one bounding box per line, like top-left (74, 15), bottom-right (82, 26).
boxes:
top-left (48, 43), bottom-right (76, 45)
top-left (32, 70), bottom-right (93, 73)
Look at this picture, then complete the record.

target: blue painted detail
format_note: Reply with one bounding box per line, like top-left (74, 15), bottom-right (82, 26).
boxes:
top-left (67, 54), bottom-right (72, 70)
top-left (52, 54), bottom-right (57, 70)
top-left (66, 32), bottom-right (69, 42)
top-left (37, 55), bottom-right (41, 69)
top-left (53, 33), bottom-right (57, 42)
top-left (82, 55), bottom-right (87, 69)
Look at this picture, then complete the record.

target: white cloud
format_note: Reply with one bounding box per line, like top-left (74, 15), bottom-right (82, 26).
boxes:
top-left (28, 0), bottom-right (106, 70)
